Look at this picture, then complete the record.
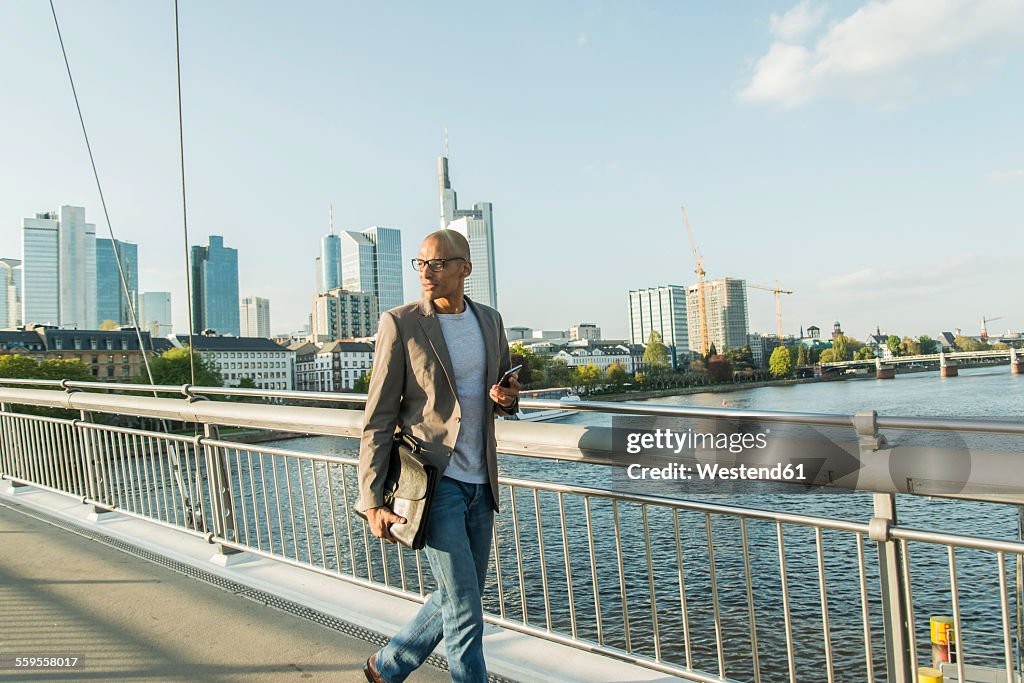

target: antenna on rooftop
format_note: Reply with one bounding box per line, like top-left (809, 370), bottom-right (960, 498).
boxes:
top-left (329, 204), bottom-right (334, 235)
top-left (444, 127), bottom-right (449, 157)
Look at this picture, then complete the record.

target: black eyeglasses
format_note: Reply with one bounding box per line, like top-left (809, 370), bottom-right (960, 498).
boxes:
top-left (410, 257), bottom-right (466, 272)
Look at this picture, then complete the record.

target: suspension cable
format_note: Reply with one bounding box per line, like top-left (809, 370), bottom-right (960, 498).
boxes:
top-left (49, 0), bottom-right (158, 395)
top-left (175, 0), bottom-right (197, 386)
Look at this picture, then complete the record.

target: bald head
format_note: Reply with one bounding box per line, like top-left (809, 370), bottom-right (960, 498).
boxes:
top-left (422, 229), bottom-right (470, 261)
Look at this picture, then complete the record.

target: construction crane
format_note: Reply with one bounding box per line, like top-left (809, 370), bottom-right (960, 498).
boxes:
top-left (980, 315), bottom-right (1005, 342)
top-left (749, 281), bottom-right (794, 341)
top-left (681, 206), bottom-right (709, 356)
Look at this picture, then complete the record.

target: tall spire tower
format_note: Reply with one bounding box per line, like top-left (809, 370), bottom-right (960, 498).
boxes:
top-left (438, 128), bottom-right (457, 228)
top-left (435, 131), bottom-right (498, 308)
top-left (319, 204), bottom-right (342, 292)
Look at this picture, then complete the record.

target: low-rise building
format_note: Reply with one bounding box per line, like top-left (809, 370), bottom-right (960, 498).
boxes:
top-left (505, 326), bottom-right (533, 341)
top-left (302, 341), bottom-right (375, 392)
top-left (568, 323), bottom-right (602, 342)
top-left (175, 334), bottom-right (294, 390)
top-left (866, 334), bottom-right (893, 359)
top-left (554, 344), bottom-right (641, 373)
top-left (289, 341), bottom-right (319, 391)
top-left (0, 326), bottom-right (173, 381)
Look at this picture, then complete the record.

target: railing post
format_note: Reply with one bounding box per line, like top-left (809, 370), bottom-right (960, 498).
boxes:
top-left (202, 424), bottom-right (240, 559)
top-left (0, 401), bottom-right (27, 489)
top-left (870, 493), bottom-right (913, 682)
top-left (78, 410), bottom-right (111, 516)
top-left (1018, 506), bottom-right (1023, 676)
top-left (857, 410), bottom-right (913, 682)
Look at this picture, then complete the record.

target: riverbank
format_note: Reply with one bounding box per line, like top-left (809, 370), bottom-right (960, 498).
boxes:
top-left (594, 375), bottom-right (843, 402)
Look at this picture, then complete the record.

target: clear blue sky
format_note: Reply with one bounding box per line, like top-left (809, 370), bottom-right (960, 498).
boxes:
top-left (1, 1), bottom-right (1021, 341)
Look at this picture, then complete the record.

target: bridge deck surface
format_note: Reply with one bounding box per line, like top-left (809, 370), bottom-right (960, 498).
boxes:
top-left (0, 498), bottom-right (448, 682)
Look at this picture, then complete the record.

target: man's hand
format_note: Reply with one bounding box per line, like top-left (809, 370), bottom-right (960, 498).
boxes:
top-left (365, 506), bottom-right (406, 543)
top-left (490, 374), bottom-right (520, 409)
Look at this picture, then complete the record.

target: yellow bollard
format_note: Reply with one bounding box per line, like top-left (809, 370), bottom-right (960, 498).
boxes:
top-left (917, 666), bottom-right (942, 683)
top-left (930, 616), bottom-right (955, 668)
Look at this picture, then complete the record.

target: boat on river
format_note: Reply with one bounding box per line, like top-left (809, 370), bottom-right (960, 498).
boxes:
top-left (507, 387), bottom-right (580, 422)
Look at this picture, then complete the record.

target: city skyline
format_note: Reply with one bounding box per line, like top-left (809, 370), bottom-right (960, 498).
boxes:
top-left (1, 2), bottom-right (1021, 340)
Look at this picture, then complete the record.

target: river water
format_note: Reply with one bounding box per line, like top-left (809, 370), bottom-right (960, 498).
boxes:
top-left (272, 366), bottom-right (1022, 681)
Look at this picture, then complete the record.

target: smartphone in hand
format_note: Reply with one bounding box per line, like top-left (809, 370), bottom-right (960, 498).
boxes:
top-left (499, 364), bottom-right (523, 387)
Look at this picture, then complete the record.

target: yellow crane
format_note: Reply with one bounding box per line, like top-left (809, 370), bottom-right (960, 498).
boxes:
top-left (681, 206), bottom-right (709, 356)
top-left (748, 281), bottom-right (794, 341)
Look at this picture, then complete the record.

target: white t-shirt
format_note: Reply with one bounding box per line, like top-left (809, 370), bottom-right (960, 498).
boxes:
top-left (437, 306), bottom-right (489, 484)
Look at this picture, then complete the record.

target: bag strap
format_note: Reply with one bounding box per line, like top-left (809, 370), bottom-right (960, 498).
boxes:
top-left (396, 431), bottom-right (423, 453)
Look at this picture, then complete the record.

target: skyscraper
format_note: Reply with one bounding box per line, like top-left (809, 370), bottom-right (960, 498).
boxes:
top-left (438, 148), bottom-right (497, 308)
top-left (341, 226), bottom-right (404, 313)
top-left (686, 278), bottom-right (749, 353)
top-left (340, 231), bottom-right (375, 298)
top-left (0, 258), bottom-right (21, 328)
top-left (240, 296), bottom-right (271, 338)
top-left (364, 226), bottom-right (404, 312)
top-left (319, 205), bottom-right (342, 294)
top-left (140, 291), bottom-right (172, 337)
top-left (21, 206), bottom-right (96, 329)
top-left (191, 235), bottom-right (240, 336)
top-left (96, 238), bottom-right (138, 327)
top-left (628, 285), bottom-right (689, 368)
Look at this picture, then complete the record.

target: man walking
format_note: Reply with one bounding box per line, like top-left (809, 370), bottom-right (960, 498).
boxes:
top-left (359, 229), bottom-right (519, 682)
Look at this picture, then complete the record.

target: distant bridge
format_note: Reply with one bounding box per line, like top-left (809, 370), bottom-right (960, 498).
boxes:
top-left (820, 348), bottom-right (1024, 378)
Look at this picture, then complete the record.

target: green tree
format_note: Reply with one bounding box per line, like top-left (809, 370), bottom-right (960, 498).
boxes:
top-left (143, 347), bottom-right (223, 386)
top-left (0, 354), bottom-right (45, 378)
top-left (819, 348), bottom-right (836, 363)
top-left (918, 335), bottom-right (939, 354)
top-left (898, 337), bottom-right (921, 356)
top-left (769, 346), bottom-right (793, 378)
top-left (886, 335), bottom-right (902, 357)
top-left (605, 362), bottom-right (628, 386)
top-left (544, 359), bottom-right (573, 387)
top-left (855, 347), bottom-right (875, 360)
top-left (509, 342), bottom-right (538, 386)
top-left (573, 363), bottom-right (604, 394)
top-left (706, 343), bottom-right (718, 360)
top-left (796, 345), bottom-right (809, 366)
top-left (642, 331), bottom-right (670, 368)
top-left (353, 371), bottom-right (371, 393)
top-left (954, 335), bottom-right (989, 352)
top-left (726, 345), bottom-right (754, 370)
top-left (707, 354), bottom-right (733, 383)
top-left (237, 377), bottom-right (258, 389)
top-left (0, 355), bottom-right (92, 381)
top-left (991, 342), bottom-right (1010, 350)
top-left (37, 359), bottom-right (93, 381)
top-left (832, 334), bottom-right (852, 361)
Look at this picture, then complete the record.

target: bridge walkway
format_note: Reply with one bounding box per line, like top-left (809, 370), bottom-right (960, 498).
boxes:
top-left (0, 496), bottom-right (449, 682)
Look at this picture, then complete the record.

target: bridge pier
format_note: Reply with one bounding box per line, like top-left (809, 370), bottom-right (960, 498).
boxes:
top-left (1011, 348), bottom-right (1023, 375)
top-left (875, 358), bottom-right (895, 379)
top-left (939, 353), bottom-right (958, 378)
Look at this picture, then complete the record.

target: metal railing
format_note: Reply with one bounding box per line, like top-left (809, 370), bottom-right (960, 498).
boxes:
top-left (1, 379), bottom-right (1023, 683)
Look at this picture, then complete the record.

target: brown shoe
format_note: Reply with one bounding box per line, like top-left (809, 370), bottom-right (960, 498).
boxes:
top-left (364, 652), bottom-right (386, 683)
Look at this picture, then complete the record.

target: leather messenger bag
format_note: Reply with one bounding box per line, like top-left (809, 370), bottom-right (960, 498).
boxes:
top-left (357, 432), bottom-right (447, 550)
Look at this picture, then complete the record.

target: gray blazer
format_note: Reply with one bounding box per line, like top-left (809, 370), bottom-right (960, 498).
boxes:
top-left (357, 296), bottom-right (517, 513)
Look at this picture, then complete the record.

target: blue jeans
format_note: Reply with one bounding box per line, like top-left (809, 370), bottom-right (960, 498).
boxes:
top-left (376, 477), bottom-right (494, 683)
